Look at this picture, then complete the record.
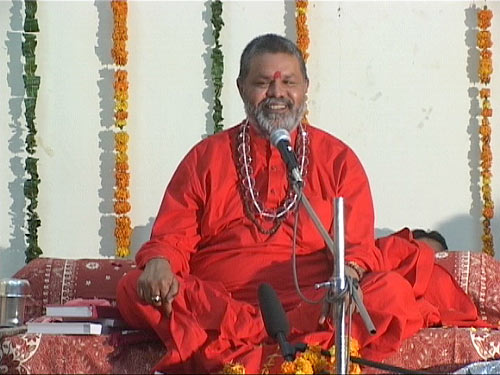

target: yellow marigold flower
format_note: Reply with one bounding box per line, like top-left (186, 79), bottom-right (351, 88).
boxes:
top-left (280, 361), bottom-right (296, 374)
top-left (221, 363), bottom-right (245, 374)
top-left (115, 131), bottom-right (129, 144)
top-left (116, 236), bottom-right (131, 248)
top-left (116, 119), bottom-right (127, 128)
top-left (116, 151), bottom-right (128, 163)
top-left (115, 92), bottom-right (129, 101)
top-left (115, 101), bottom-right (128, 111)
top-left (116, 246), bottom-right (130, 258)
top-left (294, 357), bottom-right (314, 374)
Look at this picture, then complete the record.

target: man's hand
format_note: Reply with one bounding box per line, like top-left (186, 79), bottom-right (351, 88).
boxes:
top-left (318, 265), bottom-right (364, 325)
top-left (137, 258), bottom-right (179, 317)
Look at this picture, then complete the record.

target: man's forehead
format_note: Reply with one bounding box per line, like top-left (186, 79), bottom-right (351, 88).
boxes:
top-left (247, 53), bottom-right (302, 77)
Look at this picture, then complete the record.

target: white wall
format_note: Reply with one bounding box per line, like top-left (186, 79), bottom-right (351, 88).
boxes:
top-left (1, 1), bottom-right (499, 278)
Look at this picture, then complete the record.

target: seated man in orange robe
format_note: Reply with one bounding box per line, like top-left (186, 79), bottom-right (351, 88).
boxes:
top-left (116, 34), bottom-right (487, 374)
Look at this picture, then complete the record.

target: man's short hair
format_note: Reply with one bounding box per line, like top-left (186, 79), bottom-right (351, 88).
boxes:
top-left (238, 33), bottom-right (309, 82)
top-left (412, 229), bottom-right (448, 250)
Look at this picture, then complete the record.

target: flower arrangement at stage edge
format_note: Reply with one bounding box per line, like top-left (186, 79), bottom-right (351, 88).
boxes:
top-left (221, 339), bottom-right (362, 374)
top-left (23, 0), bottom-right (43, 263)
top-left (477, 6), bottom-right (494, 257)
top-left (111, 0), bottom-right (132, 257)
top-left (211, 0), bottom-right (224, 133)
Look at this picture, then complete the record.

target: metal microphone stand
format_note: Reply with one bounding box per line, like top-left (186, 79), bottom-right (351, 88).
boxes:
top-left (292, 184), bottom-right (376, 374)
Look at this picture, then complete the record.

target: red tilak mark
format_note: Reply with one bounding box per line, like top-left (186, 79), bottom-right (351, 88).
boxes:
top-left (273, 71), bottom-right (282, 80)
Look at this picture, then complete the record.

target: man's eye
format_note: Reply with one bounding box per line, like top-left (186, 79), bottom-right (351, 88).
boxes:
top-left (284, 80), bottom-right (296, 86)
top-left (255, 81), bottom-right (269, 87)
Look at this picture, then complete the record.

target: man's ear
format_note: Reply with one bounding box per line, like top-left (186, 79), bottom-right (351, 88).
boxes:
top-left (236, 78), bottom-right (244, 98)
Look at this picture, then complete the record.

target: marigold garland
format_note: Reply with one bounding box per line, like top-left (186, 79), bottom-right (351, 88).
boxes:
top-left (295, 0), bottom-right (310, 63)
top-left (111, 0), bottom-right (132, 258)
top-left (211, 0), bottom-right (224, 133)
top-left (23, 0), bottom-right (42, 263)
top-left (477, 6), bottom-right (494, 257)
top-left (222, 339), bottom-right (362, 374)
top-left (296, 0), bottom-right (310, 124)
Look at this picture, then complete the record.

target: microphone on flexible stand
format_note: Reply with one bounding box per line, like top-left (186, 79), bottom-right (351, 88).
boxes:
top-left (258, 283), bottom-right (298, 361)
top-left (270, 129), bottom-right (303, 186)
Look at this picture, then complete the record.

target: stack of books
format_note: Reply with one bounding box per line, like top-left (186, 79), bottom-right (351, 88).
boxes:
top-left (27, 304), bottom-right (127, 335)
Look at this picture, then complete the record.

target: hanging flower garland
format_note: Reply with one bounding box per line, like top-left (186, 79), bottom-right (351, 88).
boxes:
top-left (295, 0), bottom-right (310, 63)
top-left (222, 339), bottom-right (362, 374)
top-left (211, 0), bottom-right (224, 133)
top-left (477, 6), bottom-right (494, 257)
top-left (111, 0), bottom-right (132, 258)
top-left (22, 0), bottom-right (42, 263)
top-left (296, 0), bottom-right (310, 124)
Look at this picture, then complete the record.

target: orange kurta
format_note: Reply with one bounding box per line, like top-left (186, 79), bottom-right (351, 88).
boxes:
top-left (117, 122), bottom-right (485, 373)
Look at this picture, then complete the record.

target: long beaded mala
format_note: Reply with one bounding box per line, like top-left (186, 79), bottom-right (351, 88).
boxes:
top-left (237, 120), bottom-right (309, 234)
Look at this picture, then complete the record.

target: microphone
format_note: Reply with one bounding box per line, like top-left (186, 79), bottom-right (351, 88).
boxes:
top-left (270, 129), bottom-right (303, 185)
top-left (258, 283), bottom-right (296, 361)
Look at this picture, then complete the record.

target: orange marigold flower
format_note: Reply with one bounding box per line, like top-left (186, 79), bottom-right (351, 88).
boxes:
top-left (115, 69), bottom-right (128, 80)
top-left (114, 201), bottom-right (131, 215)
top-left (478, 8), bottom-right (493, 30)
top-left (477, 31), bottom-right (493, 49)
top-left (115, 110), bottom-right (128, 121)
top-left (116, 172), bottom-right (130, 188)
top-left (482, 108), bottom-right (493, 117)
top-left (480, 88), bottom-right (491, 98)
top-left (114, 187), bottom-right (130, 200)
top-left (483, 206), bottom-right (494, 219)
top-left (115, 161), bottom-right (129, 173)
top-left (480, 124), bottom-right (491, 137)
top-left (116, 215), bottom-right (131, 227)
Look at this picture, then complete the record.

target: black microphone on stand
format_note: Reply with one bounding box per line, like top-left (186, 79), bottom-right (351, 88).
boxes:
top-left (258, 283), bottom-right (297, 362)
top-left (270, 129), bottom-right (303, 185)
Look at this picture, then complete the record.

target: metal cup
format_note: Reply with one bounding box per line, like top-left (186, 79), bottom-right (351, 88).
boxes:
top-left (0, 278), bottom-right (31, 327)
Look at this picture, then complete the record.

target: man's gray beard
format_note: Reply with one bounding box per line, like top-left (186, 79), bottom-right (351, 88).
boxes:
top-left (244, 100), bottom-right (306, 137)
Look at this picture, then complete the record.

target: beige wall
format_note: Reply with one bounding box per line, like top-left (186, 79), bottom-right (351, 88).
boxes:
top-left (1, 1), bottom-right (499, 277)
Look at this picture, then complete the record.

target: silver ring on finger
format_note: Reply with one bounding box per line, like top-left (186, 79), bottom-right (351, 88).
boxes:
top-left (151, 295), bottom-right (161, 304)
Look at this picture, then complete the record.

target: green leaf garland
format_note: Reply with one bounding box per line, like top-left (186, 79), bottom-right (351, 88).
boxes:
top-left (211, 0), bottom-right (224, 133)
top-left (22, 0), bottom-right (42, 262)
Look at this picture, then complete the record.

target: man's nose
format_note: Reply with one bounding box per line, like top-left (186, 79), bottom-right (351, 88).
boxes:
top-left (266, 80), bottom-right (285, 98)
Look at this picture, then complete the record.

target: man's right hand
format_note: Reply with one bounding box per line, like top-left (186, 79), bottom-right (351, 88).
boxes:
top-left (137, 258), bottom-right (179, 317)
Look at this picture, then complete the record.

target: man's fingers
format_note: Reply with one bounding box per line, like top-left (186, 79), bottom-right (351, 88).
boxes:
top-left (165, 278), bottom-right (179, 302)
top-left (319, 300), bottom-right (330, 325)
top-left (162, 300), bottom-right (173, 316)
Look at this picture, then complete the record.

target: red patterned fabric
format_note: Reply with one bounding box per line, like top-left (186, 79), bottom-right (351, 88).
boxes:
top-left (2, 252), bottom-right (499, 374)
top-left (12, 258), bottom-right (136, 322)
